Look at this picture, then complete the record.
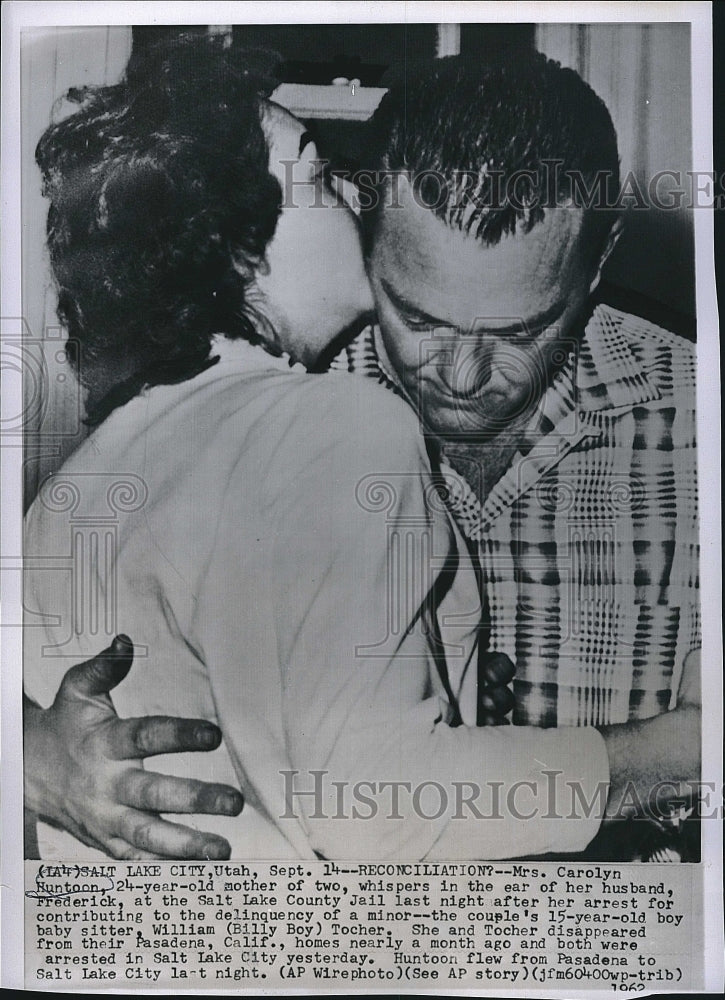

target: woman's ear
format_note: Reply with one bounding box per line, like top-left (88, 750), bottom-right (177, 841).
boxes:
top-left (589, 215), bottom-right (624, 294)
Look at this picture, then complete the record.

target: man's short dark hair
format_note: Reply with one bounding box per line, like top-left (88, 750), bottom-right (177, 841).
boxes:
top-left (365, 51), bottom-right (621, 253)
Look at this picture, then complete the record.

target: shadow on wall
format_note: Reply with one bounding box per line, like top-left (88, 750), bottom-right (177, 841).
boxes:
top-left (535, 21), bottom-right (695, 330)
top-left (606, 208), bottom-right (695, 333)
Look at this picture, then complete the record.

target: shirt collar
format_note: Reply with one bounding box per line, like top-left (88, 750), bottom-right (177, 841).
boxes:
top-left (515, 300), bottom-right (664, 453)
top-left (211, 334), bottom-right (308, 375)
top-left (574, 303), bottom-right (662, 414)
top-left (361, 303), bottom-right (663, 538)
top-left (371, 324), bottom-right (411, 399)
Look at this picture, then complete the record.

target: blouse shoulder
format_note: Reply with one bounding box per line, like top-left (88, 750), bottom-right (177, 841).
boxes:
top-left (229, 371), bottom-right (429, 506)
top-left (290, 372), bottom-right (424, 457)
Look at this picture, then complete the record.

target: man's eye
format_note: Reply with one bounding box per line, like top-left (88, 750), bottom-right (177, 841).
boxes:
top-left (514, 326), bottom-right (546, 341)
top-left (404, 315), bottom-right (433, 331)
top-left (392, 304), bottom-right (435, 331)
top-left (481, 327), bottom-right (543, 344)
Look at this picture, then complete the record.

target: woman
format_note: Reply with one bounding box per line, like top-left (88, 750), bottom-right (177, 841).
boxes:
top-left (23, 34), bottom-right (381, 860)
top-left (24, 35), bottom-right (609, 861)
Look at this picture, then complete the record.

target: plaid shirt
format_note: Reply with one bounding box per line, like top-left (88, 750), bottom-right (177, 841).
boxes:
top-left (330, 303), bottom-right (700, 728)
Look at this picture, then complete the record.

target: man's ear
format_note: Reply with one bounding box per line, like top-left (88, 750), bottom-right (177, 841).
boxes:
top-left (589, 215), bottom-right (624, 294)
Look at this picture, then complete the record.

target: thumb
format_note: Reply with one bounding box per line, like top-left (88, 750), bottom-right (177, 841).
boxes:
top-left (57, 635), bottom-right (134, 700)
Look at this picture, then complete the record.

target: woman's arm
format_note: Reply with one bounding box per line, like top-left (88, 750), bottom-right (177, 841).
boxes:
top-left (191, 380), bottom-right (601, 859)
top-left (265, 384), bottom-right (701, 859)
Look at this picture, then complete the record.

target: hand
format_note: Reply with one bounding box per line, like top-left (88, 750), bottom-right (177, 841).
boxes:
top-left (601, 700), bottom-right (701, 822)
top-left (24, 636), bottom-right (243, 860)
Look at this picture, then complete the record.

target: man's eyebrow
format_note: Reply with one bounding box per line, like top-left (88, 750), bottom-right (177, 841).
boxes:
top-left (470, 302), bottom-right (565, 335)
top-left (298, 131), bottom-right (315, 157)
top-left (380, 276), bottom-right (564, 334)
top-left (380, 277), bottom-right (447, 326)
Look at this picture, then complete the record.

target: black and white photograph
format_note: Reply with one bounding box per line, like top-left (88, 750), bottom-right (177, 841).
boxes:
top-left (2, 0), bottom-right (722, 992)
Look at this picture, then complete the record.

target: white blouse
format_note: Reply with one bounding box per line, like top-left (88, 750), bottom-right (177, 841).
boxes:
top-left (25, 336), bottom-right (608, 860)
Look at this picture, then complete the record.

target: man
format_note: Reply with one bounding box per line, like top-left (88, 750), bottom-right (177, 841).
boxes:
top-left (338, 55), bottom-right (699, 731)
top-left (25, 53), bottom-right (700, 859)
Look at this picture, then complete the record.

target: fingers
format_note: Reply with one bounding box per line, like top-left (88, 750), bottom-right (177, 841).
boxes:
top-left (478, 685), bottom-right (516, 718)
top-left (650, 779), bottom-right (699, 815)
top-left (477, 652), bottom-right (515, 725)
top-left (116, 808), bottom-right (234, 860)
top-left (56, 635), bottom-right (134, 701)
top-left (105, 839), bottom-right (166, 861)
top-left (110, 715), bottom-right (223, 760)
top-left (479, 651), bottom-right (516, 686)
top-left (116, 770), bottom-right (243, 816)
top-left (478, 712), bottom-right (512, 727)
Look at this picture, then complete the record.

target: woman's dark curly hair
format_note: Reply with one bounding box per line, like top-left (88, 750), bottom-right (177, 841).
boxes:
top-left (35, 33), bottom-right (282, 424)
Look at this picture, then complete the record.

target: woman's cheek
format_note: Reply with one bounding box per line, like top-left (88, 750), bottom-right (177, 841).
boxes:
top-left (309, 214), bottom-right (367, 318)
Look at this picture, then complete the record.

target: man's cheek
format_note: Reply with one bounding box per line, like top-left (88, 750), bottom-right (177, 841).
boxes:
top-left (382, 320), bottom-right (414, 369)
top-left (489, 344), bottom-right (545, 394)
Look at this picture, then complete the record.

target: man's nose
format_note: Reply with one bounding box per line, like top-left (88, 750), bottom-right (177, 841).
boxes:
top-left (449, 341), bottom-right (495, 398)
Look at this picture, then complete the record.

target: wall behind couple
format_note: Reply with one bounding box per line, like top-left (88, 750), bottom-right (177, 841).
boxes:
top-left (19, 22), bottom-right (694, 505)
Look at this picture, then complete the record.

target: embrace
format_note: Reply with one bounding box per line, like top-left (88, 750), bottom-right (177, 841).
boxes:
top-left (24, 34), bottom-right (700, 861)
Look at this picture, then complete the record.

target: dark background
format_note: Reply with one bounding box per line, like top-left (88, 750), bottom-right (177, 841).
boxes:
top-left (132, 23), bottom-right (537, 84)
